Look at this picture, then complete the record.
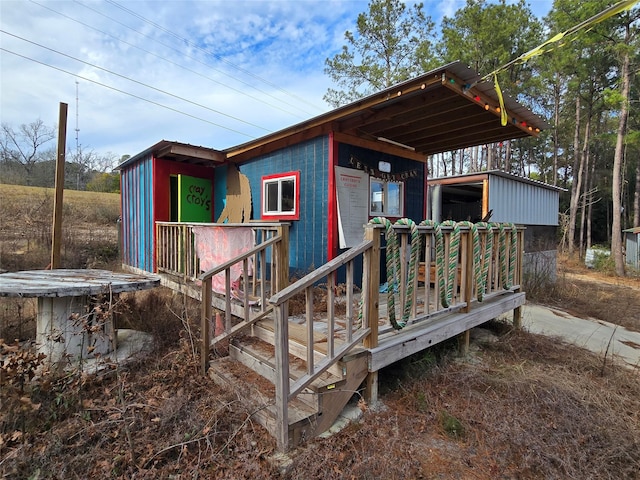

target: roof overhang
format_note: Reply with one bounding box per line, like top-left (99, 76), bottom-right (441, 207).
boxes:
top-left (225, 61), bottom-right (549, 163)
top-left (116, 140), bottom-right (225, 170)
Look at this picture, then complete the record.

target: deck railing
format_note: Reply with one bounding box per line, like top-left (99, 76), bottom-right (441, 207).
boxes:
top-left (165, 219), bottom-right (523, 452)
top-left (267, 226), bottom-right (379, 452)
top-left (155, 222), bottom-right (291, 373)
top-left (389, 222), bottom-right (525, 328)
top-left (265, 221), bottom-right (523, 450)
top-left (199, 223), bottom-right (289, 373)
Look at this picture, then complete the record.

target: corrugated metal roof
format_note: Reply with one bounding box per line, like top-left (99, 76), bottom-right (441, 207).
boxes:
top-left (430, 169), bottom-right (566, 192)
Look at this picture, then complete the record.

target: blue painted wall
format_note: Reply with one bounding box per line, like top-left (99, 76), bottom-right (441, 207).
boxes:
top-left (239, 136), bottom-right (330, 276)
top-left (121, 153), bottom-right (154, 272)
top-left (336, 143), bottom-right (426, 222)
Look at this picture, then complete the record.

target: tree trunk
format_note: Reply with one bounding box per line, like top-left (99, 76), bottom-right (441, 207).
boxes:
top-left (568, 97), bottom-right (583, 255)
top-left (579, 116), bottom-right (591, 257)
top-left (552, 75), bottom-right (561, 186)
top-left (505, 140), bottom-right (512, 173)
top-left (587, 153), bottom-right (596, 250)
top-left (634, 160), bottom-right (640, 227)
top-left (611, 47), bottom-right (630, 276)
top-left (451, 151), bottom-right (456, 176)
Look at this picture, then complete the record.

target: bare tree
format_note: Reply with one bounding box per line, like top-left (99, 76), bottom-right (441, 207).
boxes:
top-left (0, 119), bottom-right (55, 184)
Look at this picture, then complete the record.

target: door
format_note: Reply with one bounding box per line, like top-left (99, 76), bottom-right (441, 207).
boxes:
top-left (177, 174), bottom-right (212, 222)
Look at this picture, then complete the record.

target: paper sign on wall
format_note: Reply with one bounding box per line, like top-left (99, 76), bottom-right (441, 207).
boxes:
top-left (335, 166), bottom-right (369, 248)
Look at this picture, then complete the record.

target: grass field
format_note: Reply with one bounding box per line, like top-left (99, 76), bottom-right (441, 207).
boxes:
top-left (0, 184), bottom-right (120, 271)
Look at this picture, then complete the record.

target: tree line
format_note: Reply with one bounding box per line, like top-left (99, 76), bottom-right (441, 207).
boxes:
top-left (324, 0), bottom-right (639, 275)
top-left (1, 0), bottom-right (637, 274)
top-left (0, 119), bottom-right (121, 193)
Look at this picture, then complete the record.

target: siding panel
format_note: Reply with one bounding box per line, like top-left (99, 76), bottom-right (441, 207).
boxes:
top-left (120, 154), bottom-right (154, 272)
top-left (489, 175), bottom-right (559, 225)
top-left (240, 136), bottom-right (330, 276)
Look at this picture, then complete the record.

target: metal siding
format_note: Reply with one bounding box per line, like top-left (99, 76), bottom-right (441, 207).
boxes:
top-left (626, 233), bottom-right (639, 269)
top-left (120, 154), bottom-right (154, 272)
top-left (489, 175), bottom-right (559, 225)
top-left (239, 136), bottom-right (329, 275)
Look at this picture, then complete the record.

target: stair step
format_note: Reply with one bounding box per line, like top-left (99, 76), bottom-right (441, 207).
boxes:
top-left (229, 336), bottom-right (346, 400)
top-left (251, 320), bottom-right (347, 378)
top-left (208, 356), bottom-right (318, 446)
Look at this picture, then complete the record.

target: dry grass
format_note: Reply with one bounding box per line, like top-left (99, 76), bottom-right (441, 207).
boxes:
top-left (0, 184), bottom-right (120, 271)
top-left (527, 253), bottom-right (640, 332)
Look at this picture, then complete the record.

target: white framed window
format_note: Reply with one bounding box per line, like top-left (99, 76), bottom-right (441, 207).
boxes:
top-left (370, 177), bottom-right (403, 217)
top-left (261, 171), bottom-right (300, 220)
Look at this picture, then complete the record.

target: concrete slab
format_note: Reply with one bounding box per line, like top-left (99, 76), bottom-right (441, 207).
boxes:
top-left (518, 303), bottom-right (640, 370)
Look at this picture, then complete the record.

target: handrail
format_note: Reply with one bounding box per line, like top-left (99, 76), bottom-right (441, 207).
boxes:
top-left (268, 239), bottom-right (373, 305)
top-left (196, 224), bottom-right (290, 374)
top-left (268, 236), bottom-right (377, 450)
top-left (198, 234), bottom-right (282, 282)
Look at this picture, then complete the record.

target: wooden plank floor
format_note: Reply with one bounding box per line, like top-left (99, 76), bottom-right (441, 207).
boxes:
top-left (158, 272), bottom-right (523, 373)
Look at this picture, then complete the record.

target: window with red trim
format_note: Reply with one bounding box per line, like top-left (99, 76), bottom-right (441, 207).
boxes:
top-left (261, 171), bottom-right (300, 220)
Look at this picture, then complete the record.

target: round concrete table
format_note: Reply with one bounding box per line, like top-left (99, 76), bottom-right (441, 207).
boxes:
top-left (0, 269), bottom-right (160, 364)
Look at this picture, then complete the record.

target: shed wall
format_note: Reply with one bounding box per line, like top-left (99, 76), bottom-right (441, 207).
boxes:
top-left (489, 175), bottom-right (559, 225)
top-left (626, 232), bottom-right (640, 269)
top-left (121, 154), bottom-right (154, 272)
top-left (239, 136), bottom-right (330, 275)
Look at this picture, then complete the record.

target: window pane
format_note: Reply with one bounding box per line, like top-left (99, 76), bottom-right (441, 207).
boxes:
top-left (265, 182), bottom-right (279, 212)
top-left (371, 180), bottom-right (384, 213)
top-left (387, 182), bottom-right (402, 216)
top-left (281, 179), bottom-right (295, 212)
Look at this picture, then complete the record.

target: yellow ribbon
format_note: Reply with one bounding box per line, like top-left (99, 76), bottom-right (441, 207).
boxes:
top-left (494, 74), bottom-right (508, 127)
top-left (479, 0), bottom-right (639, 84)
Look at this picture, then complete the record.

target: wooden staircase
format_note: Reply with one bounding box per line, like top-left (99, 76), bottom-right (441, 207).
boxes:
top-left (208, 320), bottom-right (369, 448)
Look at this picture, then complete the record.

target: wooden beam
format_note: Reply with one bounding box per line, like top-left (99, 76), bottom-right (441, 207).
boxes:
top-left (363, 224), bottom-right (380, 406)
top-left (482, 179), bottom-right (489, 218)
top-left (158, 143), bottom-right (226, 163)
top-left (201, 277), bottom-right (212, 374)
top-left (333, 132), bottom-right (426, 162)
top-left (368, 293), bottom-right (525, 371)
top-left (226, 124), bottom-right (330, 163)
top-left (51, 102), bottom-right (67, 269)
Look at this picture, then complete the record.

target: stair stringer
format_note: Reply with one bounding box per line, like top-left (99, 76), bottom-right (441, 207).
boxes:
top-left (289, 351), bottom-right (369, 445)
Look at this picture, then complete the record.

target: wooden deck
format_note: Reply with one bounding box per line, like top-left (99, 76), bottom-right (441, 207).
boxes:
top-left (152, 220), bottom-right (526, 451)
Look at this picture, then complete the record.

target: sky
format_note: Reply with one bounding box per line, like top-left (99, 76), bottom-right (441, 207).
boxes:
top-left (0, 0), bottom-right (553, 166)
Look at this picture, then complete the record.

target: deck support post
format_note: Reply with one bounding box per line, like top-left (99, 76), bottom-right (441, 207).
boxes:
top-left (513, 229), bottom-right (525, 330)
top-left (363, 224), bottom-right (380, 406)
top-left (274, 302), bottom-right (290, 452)
top-left (457, 330), bottom-right (470, 357)
top-left (201, 277), bottom-right (212, 374)
top-left (274, 224), bottom-right (290, 295)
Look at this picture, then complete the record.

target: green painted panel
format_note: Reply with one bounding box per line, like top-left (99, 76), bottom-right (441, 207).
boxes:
top-left (178, 175), bottom-right (212, 222)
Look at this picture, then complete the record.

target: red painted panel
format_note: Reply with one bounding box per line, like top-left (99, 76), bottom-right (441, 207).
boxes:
top-left (327, 132), bottom-right (337, 261)
top-left (153, 158), bottom-right (216, 224)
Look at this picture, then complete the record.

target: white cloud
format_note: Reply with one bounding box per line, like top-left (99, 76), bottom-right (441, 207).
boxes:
top-left (1, 0), bottom-right (552, 159)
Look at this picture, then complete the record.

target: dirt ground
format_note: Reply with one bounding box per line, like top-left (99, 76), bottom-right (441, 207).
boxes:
top-left (544, 256), bottom-right (640, 332)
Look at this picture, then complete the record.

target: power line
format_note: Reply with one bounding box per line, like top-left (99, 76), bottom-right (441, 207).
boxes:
top-left (105, 0), bottom-right (325, 113)
top-left (0, 47), bottom-right (255, 139)
top-left (29, 0), bottom-right (310, 120)
top-left (1, 30), bottom-right (271, 133)
top-left (72, 0), bottom-right (321, 117)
